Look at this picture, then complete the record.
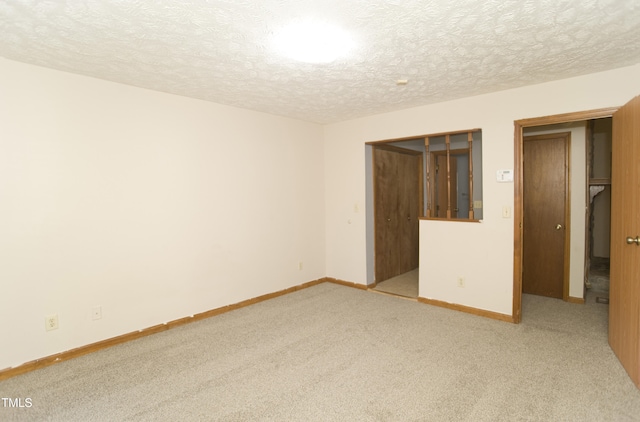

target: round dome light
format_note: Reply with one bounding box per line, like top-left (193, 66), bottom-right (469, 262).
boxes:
top-left (274, 21), bottom-right (354, 64)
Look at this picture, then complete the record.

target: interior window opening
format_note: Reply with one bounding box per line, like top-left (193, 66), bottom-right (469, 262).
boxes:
top-left (425, 129), bottom-right (483, 221)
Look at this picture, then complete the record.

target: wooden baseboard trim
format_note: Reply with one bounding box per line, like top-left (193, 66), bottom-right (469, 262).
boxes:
top-left (567, 296), bottom-right (585, 304)
top-left (418, 297), bottom-right (515, 323)
top-left (369, 289), bottom-right (418, 301)
top-left (325, 277), bottom-right (369, 290)
top-left (0, 278), bottom-right (326, 381)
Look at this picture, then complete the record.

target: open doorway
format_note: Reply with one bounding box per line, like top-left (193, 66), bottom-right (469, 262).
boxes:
top-left (365, 130), bottom-right (483, 299)
top-left (515, 97), bottom-right (640, 389)
top-left (513, 108), bottom-right (617, 322)
top-left (366, 138), bottom-right (425, 299)
top-left (520, 120), bottom-right (612, 305)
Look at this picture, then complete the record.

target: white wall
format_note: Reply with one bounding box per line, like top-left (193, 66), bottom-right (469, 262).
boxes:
top-left (3, 58), bottom-right (639, 371)
top-left (0, 58), bottom-right (325, 370)
top-left (324, 63), bottom-right (640, 317)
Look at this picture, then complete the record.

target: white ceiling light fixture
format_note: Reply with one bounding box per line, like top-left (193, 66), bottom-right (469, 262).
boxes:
top-left (274, 20), bottom-right (355, 64)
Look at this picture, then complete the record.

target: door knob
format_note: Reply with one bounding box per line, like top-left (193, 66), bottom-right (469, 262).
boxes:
top-left (555, 224), bottom-right (563, 230)
top-left (626, 236), bottom-right (640, 246)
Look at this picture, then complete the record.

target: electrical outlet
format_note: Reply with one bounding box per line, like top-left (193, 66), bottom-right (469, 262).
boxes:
top-left (92, 306), bottom-right (102, 320)
top-left (457, 277), bottom-right (465, 288)
top-left (45, 314), bottom-right (59, 331)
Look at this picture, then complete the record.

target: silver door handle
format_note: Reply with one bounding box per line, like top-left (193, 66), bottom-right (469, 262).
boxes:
top-left (626, 236), bottom-right (640, 246)
top-left (555, 224), bottom-right (563, 230)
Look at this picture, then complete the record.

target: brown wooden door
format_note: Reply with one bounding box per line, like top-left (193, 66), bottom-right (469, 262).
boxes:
top-left (609, 95), bottom-right (640, 388)
top-left (373, 146), bottom-right (422, 283)
top-left (522, 133), bottom-right (570, 299)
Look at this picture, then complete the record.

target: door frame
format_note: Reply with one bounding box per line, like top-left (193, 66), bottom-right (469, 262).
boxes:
top-left (522, 132), bottom-right (571, 301)
top-left (512, 107), bottom-right (618, 323)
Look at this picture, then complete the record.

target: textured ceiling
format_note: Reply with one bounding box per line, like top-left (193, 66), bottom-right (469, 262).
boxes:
top-left (1, 0), bottom-right (640, 124)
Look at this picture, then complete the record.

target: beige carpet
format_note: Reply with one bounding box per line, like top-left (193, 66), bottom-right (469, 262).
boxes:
top-left (1, 283), bottom-right (639, 421)
top-left (372, 268), bottom-right (419, 298)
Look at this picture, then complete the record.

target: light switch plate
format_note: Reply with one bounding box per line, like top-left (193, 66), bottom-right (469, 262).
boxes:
top-left (497, 169), bottom-right (513, 182)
